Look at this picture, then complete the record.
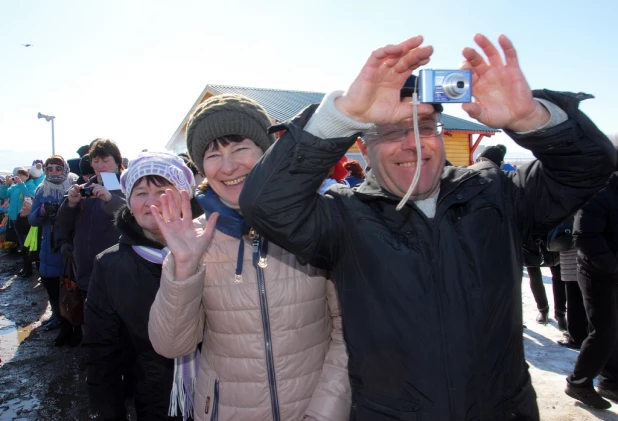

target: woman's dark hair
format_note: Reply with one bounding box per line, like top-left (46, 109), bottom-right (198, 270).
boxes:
top-left (130, 175), bottom-right (173, 197)
top-left (205, 135), bottom-right (246, 151)
top-left (89, 138), bottom-right (124, 172)
top-left (343, 160), bottom-right (365, 179)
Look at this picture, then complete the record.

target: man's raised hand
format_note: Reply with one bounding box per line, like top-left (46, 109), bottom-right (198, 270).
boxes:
top-left (460, 34), bottom-right (550, 132)
top-left (335, 35), bottom-right (435, 125)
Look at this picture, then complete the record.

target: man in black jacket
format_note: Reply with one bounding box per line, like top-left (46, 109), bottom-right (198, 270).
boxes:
top-left (566, 174), bottom-right (618, 409)
top-left (240, 34), bottom-right (615, 420)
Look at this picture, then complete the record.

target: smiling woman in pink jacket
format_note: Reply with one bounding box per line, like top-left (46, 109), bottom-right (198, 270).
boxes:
top-left (148, 94), bottom-right (350, 421)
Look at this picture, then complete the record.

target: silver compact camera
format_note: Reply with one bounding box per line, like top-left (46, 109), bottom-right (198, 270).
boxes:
top-left (418, 69), bottom-right (472, 103)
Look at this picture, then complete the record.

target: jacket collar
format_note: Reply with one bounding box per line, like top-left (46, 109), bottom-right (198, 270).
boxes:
top-left (195, 188), bottom-right (248, 239)
top-left (115, 206), bottom-right (165, 249)
top-left (354, 170), bottom-right (412, 203)
top-left (437, 165), bottom-right (489, 204)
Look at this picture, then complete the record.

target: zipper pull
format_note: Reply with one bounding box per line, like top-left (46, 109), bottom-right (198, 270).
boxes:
top-left (258, 257), bottom-right (268, 268)
top-left (253, 236), bottom-right (267, 268)
top-left (258, 236), bottom-right (268, 268)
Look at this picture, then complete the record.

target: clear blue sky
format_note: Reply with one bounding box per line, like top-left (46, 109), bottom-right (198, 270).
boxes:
top-left (1, 0), bottom-right (616, 170)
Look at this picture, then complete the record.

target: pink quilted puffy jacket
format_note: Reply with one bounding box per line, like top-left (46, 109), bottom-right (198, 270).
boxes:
top-left (149, 216), bottom-right (351, 421)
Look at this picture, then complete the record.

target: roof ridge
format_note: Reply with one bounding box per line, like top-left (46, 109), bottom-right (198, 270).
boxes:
top-left (442, 114), bottom-right (501, 132)
top-left (208, 84), bottom-right (325, 96)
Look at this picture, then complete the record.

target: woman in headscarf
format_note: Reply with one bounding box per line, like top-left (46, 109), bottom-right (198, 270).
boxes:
top-left (84, 152), bottom-right (201, 420)
top-left (28, 156), bottom-right (78, 335)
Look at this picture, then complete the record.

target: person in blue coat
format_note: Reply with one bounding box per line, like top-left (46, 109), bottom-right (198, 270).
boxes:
top-left (28, 156), bottom-right (77, 333)
top-left (0, 168), bottom-right (37, 250)
top-left (30, 159), bottom-right (46, 189)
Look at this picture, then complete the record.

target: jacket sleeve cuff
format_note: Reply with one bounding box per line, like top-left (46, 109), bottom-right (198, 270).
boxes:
top-left (514, 99), bottom-right (568, 135)
top-left (304, 90), bottom-right (374, 139)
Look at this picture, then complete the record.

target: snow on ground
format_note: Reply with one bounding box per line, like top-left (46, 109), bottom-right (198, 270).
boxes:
top-left (524, 267), bottom-right (618, 420)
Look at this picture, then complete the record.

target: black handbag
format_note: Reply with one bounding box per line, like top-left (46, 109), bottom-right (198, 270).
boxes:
top-left (59, 257), bottom-right (84, 326)
top-left (522, 244), bottom-right (543, 267)
top-left (538, 238), bottom-right (560, 267)
top-left (523, 235), bottom-right (559, 267)
top-left (546, 218), bottom-right (574, 252)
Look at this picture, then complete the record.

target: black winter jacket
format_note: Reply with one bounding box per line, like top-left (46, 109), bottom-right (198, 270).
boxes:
top-left (574, 173), bottom-right (618, 282)
top-left (84, 207), bottom-right (186, 421)
top-left (240, 90), bottom-right (615, 421)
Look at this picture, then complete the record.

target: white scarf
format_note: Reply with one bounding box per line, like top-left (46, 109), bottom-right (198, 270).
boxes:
top-left (132, 245), bottom-right (200, 421)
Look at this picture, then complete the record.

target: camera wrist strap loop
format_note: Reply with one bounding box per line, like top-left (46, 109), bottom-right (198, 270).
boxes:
top-left (396, 91), bottom-right (423, 211)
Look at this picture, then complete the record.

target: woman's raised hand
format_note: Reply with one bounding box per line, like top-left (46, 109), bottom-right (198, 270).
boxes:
top-left (151, 189), bottom-right (218, 280)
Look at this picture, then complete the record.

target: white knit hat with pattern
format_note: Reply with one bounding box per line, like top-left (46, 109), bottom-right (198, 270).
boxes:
top-left (120, 152), bottom-right (195, 209)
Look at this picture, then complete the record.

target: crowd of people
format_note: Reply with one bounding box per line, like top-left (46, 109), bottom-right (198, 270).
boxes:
top-left (1, 33), bottom-right (618, 420)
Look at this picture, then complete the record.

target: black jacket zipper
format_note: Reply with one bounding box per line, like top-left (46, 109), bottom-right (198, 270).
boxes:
top-left (253, 236), bottom-right (281, 421)
top-left (210, 379), bottom-right (219, 421)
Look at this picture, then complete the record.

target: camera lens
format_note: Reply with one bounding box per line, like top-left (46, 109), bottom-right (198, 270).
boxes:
top-left (443, 72), bottom-right (470, 100)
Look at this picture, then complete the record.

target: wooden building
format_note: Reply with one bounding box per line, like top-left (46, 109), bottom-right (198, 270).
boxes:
top-left (166, 85), bottom-right (500, 166)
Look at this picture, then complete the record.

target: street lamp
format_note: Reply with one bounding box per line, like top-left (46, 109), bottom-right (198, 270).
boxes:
top-left (37, 112), bottom-right (56, 155)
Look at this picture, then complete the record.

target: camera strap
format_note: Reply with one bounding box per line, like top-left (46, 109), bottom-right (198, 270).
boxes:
top-left (396, 86), bottom-right (424, 211)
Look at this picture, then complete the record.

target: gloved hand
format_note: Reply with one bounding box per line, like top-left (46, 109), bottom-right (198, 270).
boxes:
top-left (60, 243), bottom-right (74, 258)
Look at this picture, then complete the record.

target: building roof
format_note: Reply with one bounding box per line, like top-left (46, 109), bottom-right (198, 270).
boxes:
top-left (166, 84), bottom-right (500, 153)
top-left (207, 85), bottom-right (325, 122)
top-left (441, 114), bottom-right (500, 133)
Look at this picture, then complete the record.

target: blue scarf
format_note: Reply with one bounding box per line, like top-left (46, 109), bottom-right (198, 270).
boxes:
top-left (195, 188), bottom-right (248, 239)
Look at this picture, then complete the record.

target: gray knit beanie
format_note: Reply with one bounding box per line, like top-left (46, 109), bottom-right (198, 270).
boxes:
top-left (186, 94), bottom-right (275, 175)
